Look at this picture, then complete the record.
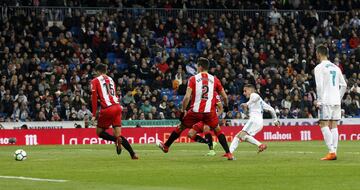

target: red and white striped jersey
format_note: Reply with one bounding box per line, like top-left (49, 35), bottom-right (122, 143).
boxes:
top-left (91, 75), bottom-right (120, 116)
top-left (188, 72), bottom-right (223, 113)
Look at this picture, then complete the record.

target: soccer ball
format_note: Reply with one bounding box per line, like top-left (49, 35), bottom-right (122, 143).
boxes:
top-left (14, 149), bottom-right (27, 161)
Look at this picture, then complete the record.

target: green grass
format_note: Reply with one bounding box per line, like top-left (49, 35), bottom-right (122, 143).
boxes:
top-left (0, 141), bottom-right (360, 190)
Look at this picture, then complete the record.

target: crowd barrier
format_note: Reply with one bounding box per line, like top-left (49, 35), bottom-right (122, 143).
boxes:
top-left (1, 6), bottom-right (346, 22)
top-left (1, 125), bottom-right (360, 146)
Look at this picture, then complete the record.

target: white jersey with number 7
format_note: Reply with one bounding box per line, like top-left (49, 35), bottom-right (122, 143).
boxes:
top-left (314, 60), bottom-right (347, 106)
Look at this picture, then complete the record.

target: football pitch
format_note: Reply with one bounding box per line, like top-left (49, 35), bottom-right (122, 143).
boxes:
top-left (0, 141), bottom-right (359, 190)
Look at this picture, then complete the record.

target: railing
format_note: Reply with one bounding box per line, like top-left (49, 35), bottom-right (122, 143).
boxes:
top-left (1, 6), bottom-right (347, 22)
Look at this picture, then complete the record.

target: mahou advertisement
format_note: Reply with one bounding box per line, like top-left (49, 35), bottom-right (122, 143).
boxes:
top-left (1, 125), bottom-right (360, 146)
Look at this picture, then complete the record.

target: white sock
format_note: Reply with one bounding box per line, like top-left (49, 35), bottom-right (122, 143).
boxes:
top-left (321, 127), bottom-right (335, 153)
top-left (244, 135), bottom-right (261, 146)
top-left (331, 128), bottom-right (339, 154)
top-left (230, 136), bottom-right (240, 153)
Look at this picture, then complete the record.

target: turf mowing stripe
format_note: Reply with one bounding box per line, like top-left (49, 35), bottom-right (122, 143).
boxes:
top-left (0, 175), bottom-right (68, 182)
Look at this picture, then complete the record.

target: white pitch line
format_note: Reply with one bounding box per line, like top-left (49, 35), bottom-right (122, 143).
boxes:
top-left (0, 175), bottom-right (68, 182)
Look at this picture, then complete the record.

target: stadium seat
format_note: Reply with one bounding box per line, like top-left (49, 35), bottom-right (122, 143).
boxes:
top-left (107, 53), bottom-right (116, 64)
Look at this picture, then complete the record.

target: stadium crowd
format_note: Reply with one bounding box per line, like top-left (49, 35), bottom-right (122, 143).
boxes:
top-left (4, 0), bottom-right (360, 11)
top-left (0, 2), bottom-right (359, 122)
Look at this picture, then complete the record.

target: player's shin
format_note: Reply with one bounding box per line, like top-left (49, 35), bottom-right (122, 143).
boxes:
top-left (204, 133), bottom-right (213, 150)
top-left (191, 135), bottom-right (207, 143)
top-left (164, 128), bottom-right (182, 147)
top-left (230, 135), bottom-right (240, 153)
top-left (244, 135), bottom-right (261, 146)
top-left (321, 126), bottom-right (335, 153)
top-left (217, 134), bottom-right (230, 153)
top-left (121, 136), bottom-right (136, 157)
top-left (98, 131), bottom-right (117, 142)
top-left (331, 128), bottom-right (339, 153)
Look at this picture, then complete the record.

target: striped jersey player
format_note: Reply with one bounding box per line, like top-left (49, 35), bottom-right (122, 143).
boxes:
top-left (91, 64), bottom-right (138, 159)
top-left (190, 92), bottom-right (224, 156)
top-left (156, 57), bottom-right (234, 160)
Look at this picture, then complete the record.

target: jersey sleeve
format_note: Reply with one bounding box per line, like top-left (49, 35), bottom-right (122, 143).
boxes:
top-left (262, 101), bottom-right (278, 119)
top-left (112, 79), bottom-right (119, 98)
top-left (214, 77), bottom-right (224, 93)
top-left (246, 93), bottom-right (260, 106)
top-left (314, 66), bottom-right (324, 104)
top-left (91, 79), bottom-right (98, 117)
top-left (188, 76), bottom-right (195, 90)
top-left (338, 70), bottom-right (347, 99)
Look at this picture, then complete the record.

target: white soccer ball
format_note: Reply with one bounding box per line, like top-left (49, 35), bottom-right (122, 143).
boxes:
top-left (14, 149), bottom-right (27, 161)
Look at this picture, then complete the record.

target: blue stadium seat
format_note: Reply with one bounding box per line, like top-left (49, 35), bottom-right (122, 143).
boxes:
top-left (179, 48), bottom-right (196, 55)
top-left (70, 27), bottom-right (80, 37)
top-left (0, 112), bottom-right (7, 118)
top-left (115, 59), bottom-right (128, 71)
top-left (107, 53), bottom-right (116, 64)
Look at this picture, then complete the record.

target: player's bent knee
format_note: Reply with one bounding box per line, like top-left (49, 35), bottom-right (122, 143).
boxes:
top-left (177, 124), bottom-right (188, 132)
top-left (203, 126), bottom-right (211, 133)
top-left (189, 134), bottom-right (196, 140)
top-left (215, 129), bottom-right (224, 136)
top-left (175, 127), bottom-right (183, 134)
top-left (96, 127), bottom-right (104, 136)
top-left (238, 131), bottom-right (248, 141)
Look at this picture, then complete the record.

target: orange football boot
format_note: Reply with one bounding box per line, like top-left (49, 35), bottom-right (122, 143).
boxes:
top-left (258, 144), bottom-right (267, 153)
top-left (320, 153), bottom-right (337, 160)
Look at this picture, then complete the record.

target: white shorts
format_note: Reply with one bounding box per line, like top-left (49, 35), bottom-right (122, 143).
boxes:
top-left (242, 119), bottom-right (263, 136)
top-left (318, 105), bottom-right (341, 121)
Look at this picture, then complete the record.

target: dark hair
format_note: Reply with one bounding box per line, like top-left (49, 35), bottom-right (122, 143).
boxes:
top-left (316, 45), bottom-right (328, 57)
top-left (95, 64), bottom-right (107, 74)
top-left (244, 84), bottom-right (255, 89)
top-left (20, 124), bottom-right (28, 129)
top-left (197, 57), bottom-right (209, 71)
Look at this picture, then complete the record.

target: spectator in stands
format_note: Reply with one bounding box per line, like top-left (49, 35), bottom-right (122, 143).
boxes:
top-left (140, 100), bottom-right (152, 115)
top-left (269, 8), bottom-right (281, 24)
top-left (77, 104), bottom-right (92, 120)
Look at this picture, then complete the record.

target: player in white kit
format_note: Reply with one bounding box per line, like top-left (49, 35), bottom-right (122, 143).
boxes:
top-left (229, 84), bottom-right (280, 155)
top-left (314, 45), bottom-right (347, 160)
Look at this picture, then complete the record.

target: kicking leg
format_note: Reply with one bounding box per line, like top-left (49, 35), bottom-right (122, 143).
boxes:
top-left (203, 125), bottom-right (213, 150)
top-left (157, 124), bottom-right (185, 153)
top-left (121, 136), bottom-right (138, 159)
top-left (230, 132), bottom-right (241, 153)
top-left (238, 131), bottom-right (267, 153)
top-left (201, 125), bottom-right (215, 156)
top-left (97, 127), bottom-right (116, 142)
top-left (188, 129), bottom-right (207, 143)
top-left (214, 127), bottom-right (233, 160)
top-left (113, 126), bottom-right (138, 159)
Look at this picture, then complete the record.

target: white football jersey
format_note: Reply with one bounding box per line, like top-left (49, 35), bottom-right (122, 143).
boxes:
top-left (246, 93), bottom-right (277, 120)
top-left (314, 60), bottom-right (347, 106)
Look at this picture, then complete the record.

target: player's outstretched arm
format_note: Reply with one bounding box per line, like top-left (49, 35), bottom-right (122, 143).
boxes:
top-left (263, 102), bottom-right (280, 126)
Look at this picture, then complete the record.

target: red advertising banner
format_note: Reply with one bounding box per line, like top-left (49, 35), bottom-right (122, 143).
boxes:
top-left (0, 125), bottom-right (360, 146)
